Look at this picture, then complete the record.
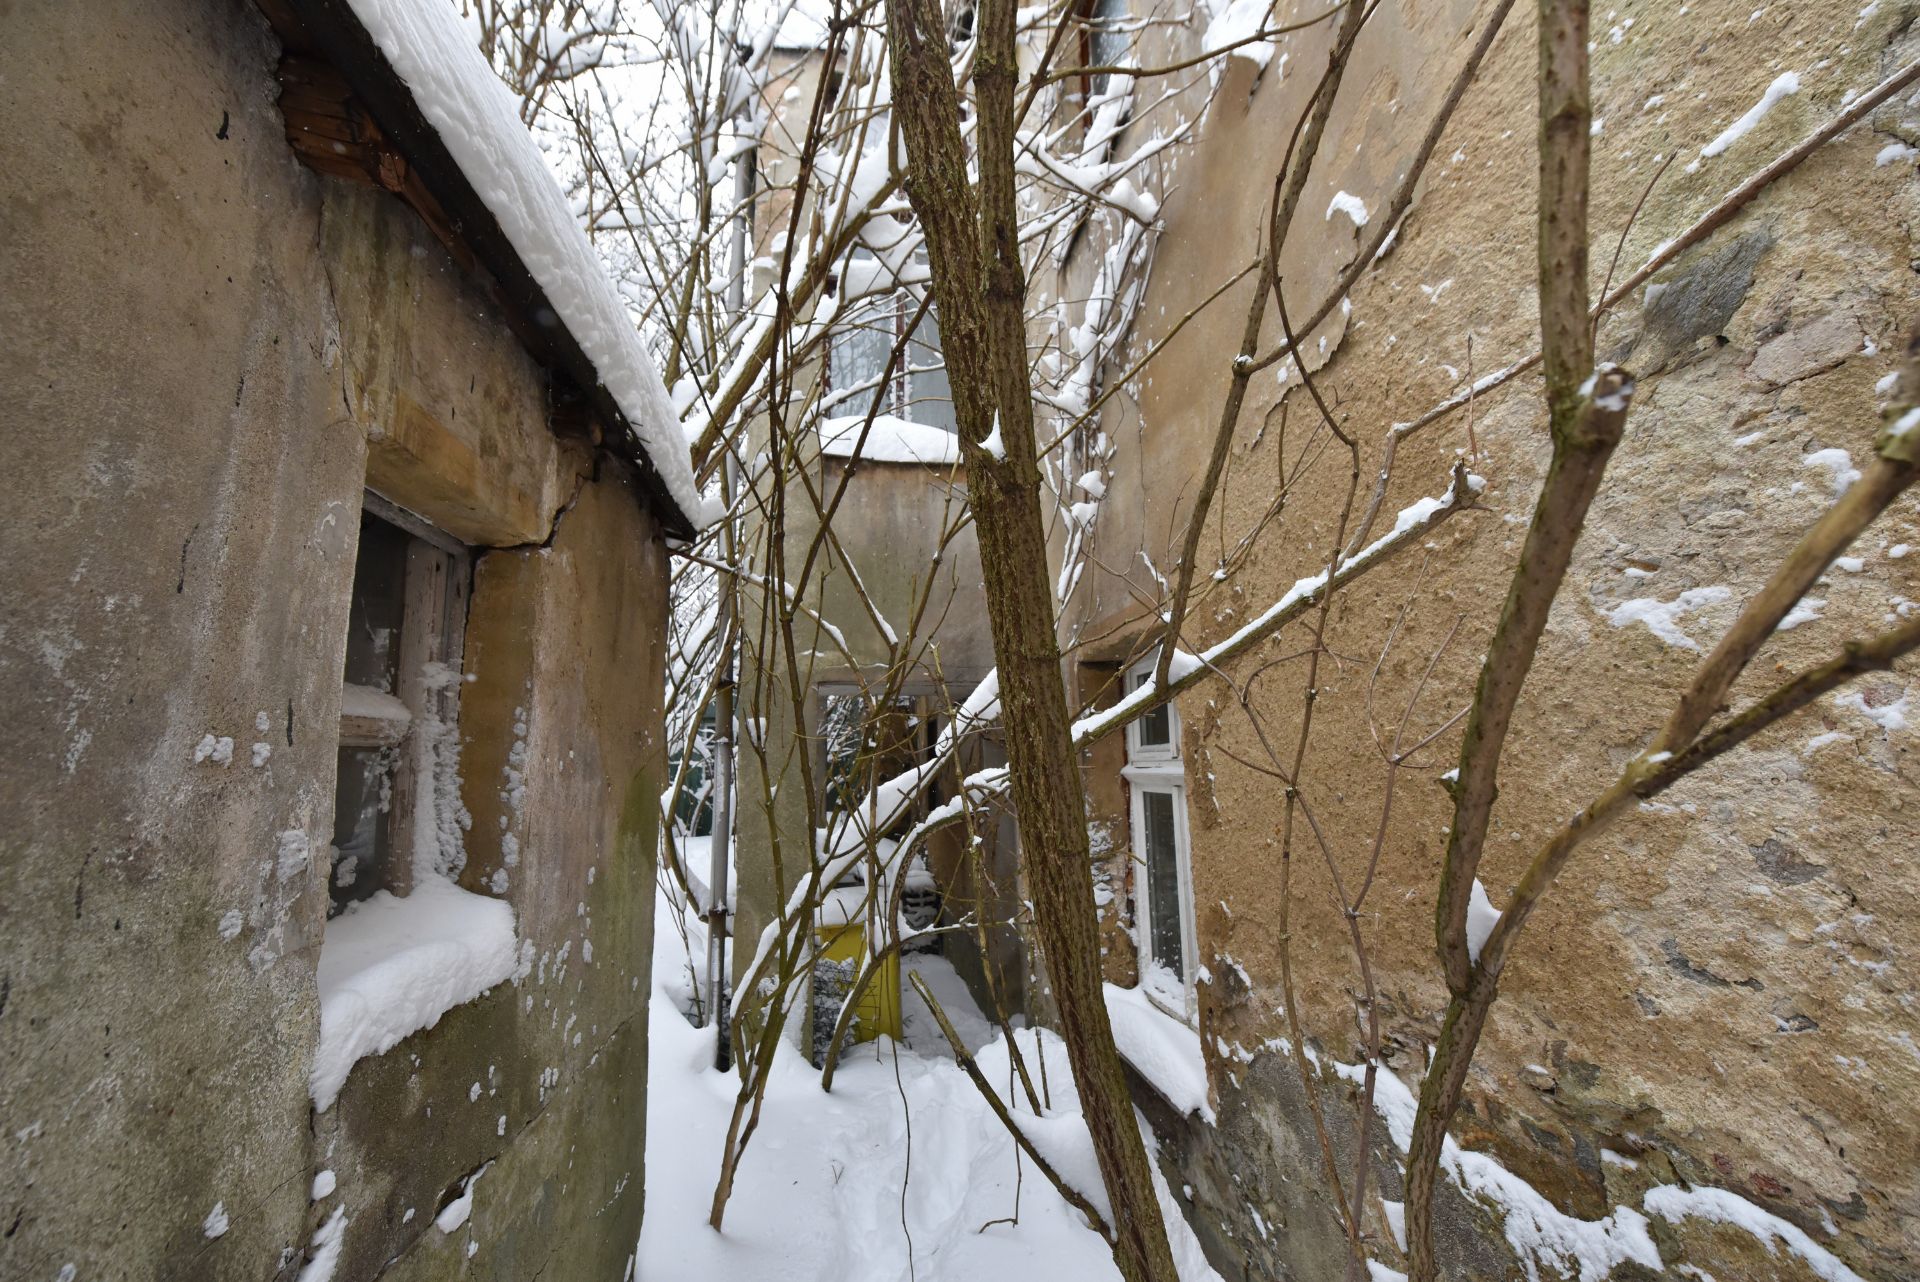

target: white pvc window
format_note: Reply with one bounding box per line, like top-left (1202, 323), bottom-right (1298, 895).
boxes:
top-left (828, 250), bottom-right (956, 434)
top-left (1124, 658), bottom-right (1177, 763)
top-left (1121, 653), bottom-right (1195, 1018)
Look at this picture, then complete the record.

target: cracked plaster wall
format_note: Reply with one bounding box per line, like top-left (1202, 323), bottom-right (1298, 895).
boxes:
top-left (0, 0), bottom-right (667, 1277)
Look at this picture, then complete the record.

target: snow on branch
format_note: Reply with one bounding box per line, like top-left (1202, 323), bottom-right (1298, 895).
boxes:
top-left (1074, 465), bottom-right (1484, 743)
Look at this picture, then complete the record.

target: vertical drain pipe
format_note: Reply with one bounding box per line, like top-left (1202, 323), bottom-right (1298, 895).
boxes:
top-left (704, 140), bottom-right (756, 1070)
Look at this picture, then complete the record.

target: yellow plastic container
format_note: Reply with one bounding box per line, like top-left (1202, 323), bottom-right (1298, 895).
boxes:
top-left (814, 917), bottom-right (901, 1044)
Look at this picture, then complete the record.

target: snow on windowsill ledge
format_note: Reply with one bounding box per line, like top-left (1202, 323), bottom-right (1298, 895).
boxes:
top-left (311, 876), bottom-right (522, 1112)
top-left (1120, 760), bottom-right (1187, 784)
top-left (1103, 981), bottom-right (1215, 1123)
top-left (818, 414), bottom-right (962, 467)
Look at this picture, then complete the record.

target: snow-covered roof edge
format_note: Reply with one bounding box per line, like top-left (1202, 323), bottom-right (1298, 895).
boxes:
top-left (281, 0), bottom-right (713, 534)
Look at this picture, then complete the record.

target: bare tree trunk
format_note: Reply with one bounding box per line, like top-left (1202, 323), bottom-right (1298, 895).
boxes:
top-left (1403, 1), bottom-right (1623, 1275)
top-left (885, 0), bottom-right (1180, 1277)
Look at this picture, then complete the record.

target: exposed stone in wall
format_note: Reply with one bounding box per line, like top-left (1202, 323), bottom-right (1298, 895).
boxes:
top-left (1133, 1052), bottom-right (1516, 1282)
top-left (1052, 0), bottom-right (1920, 1276)
top-left (1629, 230), bottom-right (1774, 375)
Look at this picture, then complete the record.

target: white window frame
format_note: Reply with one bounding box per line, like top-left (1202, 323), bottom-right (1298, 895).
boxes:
top-left (1121, 653), bottom-right (1196, 1022)
top-left (1123, 656), bottom-right (1178, 764)
top-left (827, 249), bottom-right (956, 435)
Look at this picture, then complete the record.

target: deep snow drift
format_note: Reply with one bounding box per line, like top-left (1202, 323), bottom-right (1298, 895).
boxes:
top-left (635, 892), bottom-right (1219, 1282)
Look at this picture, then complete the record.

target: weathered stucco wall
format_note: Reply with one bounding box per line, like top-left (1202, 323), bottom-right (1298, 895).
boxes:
top-left (0, 3), bottom-right (357, 1274)
top-left (1051, 0), bottom-right (1920, 1277)
top-left (0, 1), bottom-right (667, 1277)
top-left (323, 473), bottom-right (666, 1281)
top-left (320, 182), bottom-right (592, 550)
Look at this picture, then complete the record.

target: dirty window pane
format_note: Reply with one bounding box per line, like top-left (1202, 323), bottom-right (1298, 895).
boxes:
top-left (906, 307), bottom-right (956, 434)
top-left (342, 512), bottom-right (408, 693)
top-left (830, 303), bottom-right (897, 420)
top-left (332, 511), bottom-right (411, 915)
top-left (1142, 789), bottom-right (1183, 976)
top-left (330, 746), bottom-right (392, 914)
top-left (1089, 0), bottom-right (1129, 95)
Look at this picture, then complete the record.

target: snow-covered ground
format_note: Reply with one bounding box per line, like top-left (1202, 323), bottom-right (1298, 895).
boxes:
top-left (636, 892), bottom-right (1219, 1282)
top-left (898, 951), bottom-right (1000, 1058)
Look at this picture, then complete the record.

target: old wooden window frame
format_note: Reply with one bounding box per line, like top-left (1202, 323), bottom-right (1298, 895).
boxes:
top-left (330, 491), bottom-right (470, 912)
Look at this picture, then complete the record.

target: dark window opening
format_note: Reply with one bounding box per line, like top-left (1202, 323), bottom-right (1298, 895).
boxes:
top-left (820, 690), bottom-right (941, 827)
top-left (1087, 0), bottom-right (1130, 98)
top-left (1141, 789), bottom-right (1184, 976)
top-left (328, 500), bottom-right (469, 915)
top-left (1130, 668), bottom-right (1172, 749)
